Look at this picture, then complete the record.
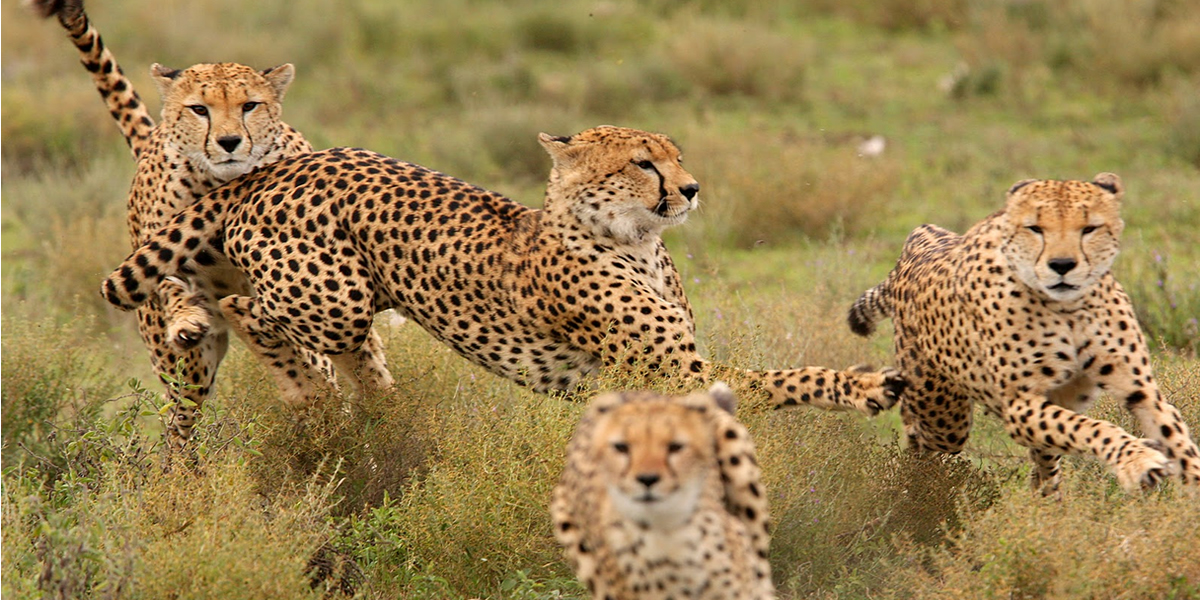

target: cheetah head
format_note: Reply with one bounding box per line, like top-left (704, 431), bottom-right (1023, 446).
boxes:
top-left (152, 62), bottom-right (294, 182)
top-left (539, 125), bottom-right (700, 245)
top-left (1001, 173), bottom-right (1125, 303)
top-left (589, 385), bottom-right (735, 531)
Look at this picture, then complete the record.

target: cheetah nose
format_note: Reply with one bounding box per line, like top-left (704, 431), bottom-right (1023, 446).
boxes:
top-left (216, 135), bottom-right (243, 153)
top-left (679, 183), bottom-right (700, 200)
top-left (635, 473), bottom-right (661, 488)
top-left (1048, 258), bottom-right (1077, 275)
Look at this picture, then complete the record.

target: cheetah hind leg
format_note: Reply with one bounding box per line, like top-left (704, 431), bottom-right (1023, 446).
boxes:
top-left (325, 327), bottom-right (395, 401)
top-left (1029, 449), bottom-right (1064, 499)
top-left (219, 295), bottom-right (339, 421)
top-left (160, 276), bottom-right (223, 350)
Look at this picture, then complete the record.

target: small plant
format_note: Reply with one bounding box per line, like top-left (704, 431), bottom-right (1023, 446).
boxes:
top-left (1122, 249), bottom-right (1200, 354)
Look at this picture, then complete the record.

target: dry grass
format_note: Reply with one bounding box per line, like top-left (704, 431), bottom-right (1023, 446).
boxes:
top-left (3, 0), bottom-right (1200, 597)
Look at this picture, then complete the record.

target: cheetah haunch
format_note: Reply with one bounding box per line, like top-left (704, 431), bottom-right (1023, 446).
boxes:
top-left (32, 0), bottom-right (366, 451)
top-left (850, 173), bottom-right (1200, 494)
top-left (101, 126), bottom-right (904, 414)
top-left (553, 383), bottom-right (773, 600)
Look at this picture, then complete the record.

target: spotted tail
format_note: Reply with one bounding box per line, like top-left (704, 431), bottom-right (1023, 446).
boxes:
top-left (101, 199), bottom-right (230, 310)
top-left (847, 282), bottom-right (893, 337)
top-left (29, 0), bottom-right (155, 159)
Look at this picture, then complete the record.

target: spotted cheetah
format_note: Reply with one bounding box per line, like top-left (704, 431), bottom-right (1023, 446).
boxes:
top-left (552, 383), bottom-right (773, 600)
top-left (33, 0), bottom-right (348, 451)
top-left (100, 126), bottom-right (905, 417)
top-left (849, 173), bottom-right (1200, 494)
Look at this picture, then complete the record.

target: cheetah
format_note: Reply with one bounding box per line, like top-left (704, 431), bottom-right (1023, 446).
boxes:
top-left (848, 173), bottom-right (1200, 494)
top-left (552, 383), bottom-right (773, 600)
top-left (100, 126), bottom-right (905, 417)
top-left (33, 0), bottom-right (347, 451)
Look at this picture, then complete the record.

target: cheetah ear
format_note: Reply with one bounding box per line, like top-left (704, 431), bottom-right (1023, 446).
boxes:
top-left (1006, 178), bottom-right (1038, 196)
top-left (707, 382), bottom-right (737, 414)
top-left (589, 391), bottom-right (627, 416)
top-left (260, 64), bottom-right (296, 101)
top-left (150, 63), bottom-right (182, 99)
top-left (1091, 172), bottom-right (1123, 196)
top-left (538, 132), bottom-right (582, 167)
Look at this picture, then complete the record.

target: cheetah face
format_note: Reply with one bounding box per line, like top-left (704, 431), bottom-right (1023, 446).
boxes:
top-left (152, 63), bottom-right (294, 182)
top-left (591, 400), bottom-right (715, 531)
top-left (1001, 173), bottom-right (1125, 303)
top-left (539, 126), bottom-right (700, 245)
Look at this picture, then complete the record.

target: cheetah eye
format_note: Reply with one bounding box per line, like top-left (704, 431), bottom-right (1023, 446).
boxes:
top-left (1081, 225), bottom-right (1098, 235)
top-left (666, 442), bottom-right (684, 454)
top-left (242, 101), bottom-right (261, 113)
top-left (633, 160), bottom-right (654, 170)
top-left (188, 105), bottom-right (209, 117)
top-left (1026, 225), bottom-right (1043, 235)
top-left (612, 442), bottom-right (630, 454)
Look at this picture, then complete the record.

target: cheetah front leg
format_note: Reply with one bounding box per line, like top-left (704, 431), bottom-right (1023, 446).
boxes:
top-left (747, 365), bottom-right (906, 416)
top-left (1086, 357), bottom-right (1200, 489)
top-left (895, 370), bottom-right (973, 454)
top-left (1001, 391), bottom-right (1171, 494)
top-left (1028, 376), bottom-right (1105, 497)
top-left (158, 276), bottom-right (222, 349)
top-left (135, 301), bottom-right (227, 454)
top-left (219, 295), bottom-right (340, 412)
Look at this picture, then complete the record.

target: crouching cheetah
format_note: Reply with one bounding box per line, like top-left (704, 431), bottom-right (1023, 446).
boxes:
top-left (849, 173), bottom-right (1200, 494)
top-left (32, 0), bottom-right (356, 450)
top-left (100, 126), bottom-right (905, 417)
top-left (552, 383), bottom-right (773, 600)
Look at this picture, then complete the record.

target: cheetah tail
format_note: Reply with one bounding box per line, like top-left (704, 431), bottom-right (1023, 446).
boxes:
top-left (27, 0), bottom-right (155, 160)
top-left (847, 283), bottom-right (892, 337)
top-left (100, 201), bottom-right (229, 311)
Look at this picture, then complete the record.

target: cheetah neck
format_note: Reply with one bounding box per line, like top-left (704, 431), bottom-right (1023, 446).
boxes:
top-left (543, 189), bottom-right (669, 250)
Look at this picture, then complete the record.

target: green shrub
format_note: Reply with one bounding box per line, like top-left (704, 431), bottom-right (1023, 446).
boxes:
top-left (0, 312), bottom-right (123, 473)
top-left (665, 19), bottom-right (807, 103)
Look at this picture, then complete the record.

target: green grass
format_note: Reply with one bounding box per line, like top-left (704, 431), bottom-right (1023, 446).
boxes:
top-left (3, 0), bottom-right (1200, 598)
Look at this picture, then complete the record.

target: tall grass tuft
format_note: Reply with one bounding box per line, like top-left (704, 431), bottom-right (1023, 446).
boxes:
top-left (952, 0), bottom-right (1200, 98)
top-left (0, 310), bottom-right (123, 473)
top-left (688, 129), bottom-right (901, 247)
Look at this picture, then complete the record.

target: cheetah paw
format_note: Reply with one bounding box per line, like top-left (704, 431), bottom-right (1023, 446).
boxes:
top-left (167, 310), bottom-right (213, 350)
top-left (1114, 439), bottom-right (1173, 493)
top-left (851, 366), bottom-right (907, 415)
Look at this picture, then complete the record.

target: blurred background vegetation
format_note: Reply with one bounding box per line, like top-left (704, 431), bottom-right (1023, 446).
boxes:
top-left (3, 0), bottom-right (1199, 598)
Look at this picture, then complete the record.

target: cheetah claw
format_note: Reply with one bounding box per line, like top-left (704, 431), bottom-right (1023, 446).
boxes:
top-left (858, 367), bottom-right (906, 415)
top-left (169, 315), bottom-right (212, 350)
top-left (1115, 439), bottom-right (1173, 494)
top-left (859, 367), bottom-right (902, 415)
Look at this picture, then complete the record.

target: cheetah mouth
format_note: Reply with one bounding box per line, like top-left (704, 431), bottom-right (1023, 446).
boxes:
top-left (653, 197), bottom-right (671, 216)
top-left (634, 491), bottom-right (661, 503)
top-left (652, 197), bottom-right (690, 220)
top-left (1048, 282), bottom-right (1077, 292)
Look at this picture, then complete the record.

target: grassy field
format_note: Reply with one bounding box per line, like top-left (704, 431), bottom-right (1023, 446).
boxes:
top-left (3, 0), bottom-right (1200, 598)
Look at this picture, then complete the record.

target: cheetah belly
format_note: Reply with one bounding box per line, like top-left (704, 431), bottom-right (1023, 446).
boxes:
top-left (205, 262), bottom-right (253, 298)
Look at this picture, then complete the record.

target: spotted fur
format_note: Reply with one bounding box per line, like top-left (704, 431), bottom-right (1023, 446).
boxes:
top-left (35, 0), bottom-right (350, 451)
top-left (850, 173), bottom-right (1200, 494)
top-left (552, 384), bottom-right (773, 600)
top-left (101, 126), bottom-right (905, 416)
